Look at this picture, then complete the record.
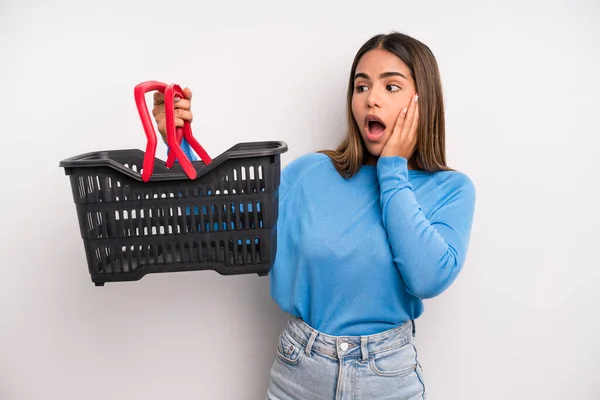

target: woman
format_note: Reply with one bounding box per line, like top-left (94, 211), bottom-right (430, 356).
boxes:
top-left (153, 31), bottom-right (476, 400)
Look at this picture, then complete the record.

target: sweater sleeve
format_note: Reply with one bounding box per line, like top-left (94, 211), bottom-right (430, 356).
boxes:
top-left (377, 156), bottom-right (476, 299)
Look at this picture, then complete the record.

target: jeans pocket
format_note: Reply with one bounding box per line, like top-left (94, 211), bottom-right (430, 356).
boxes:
top-left (276, 332), bottom-right (302, 365)
top-left (368, 342), bottom-right (417, 377)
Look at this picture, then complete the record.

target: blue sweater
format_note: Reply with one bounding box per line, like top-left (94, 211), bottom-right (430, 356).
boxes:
top-left (176, 146), bottom-right (475, 336)
top-left (270, 153), bottom-right (476, 336)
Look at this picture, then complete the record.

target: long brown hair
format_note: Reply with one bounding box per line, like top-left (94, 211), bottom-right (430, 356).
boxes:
top-left (319, 32), bottom-right (452, 178)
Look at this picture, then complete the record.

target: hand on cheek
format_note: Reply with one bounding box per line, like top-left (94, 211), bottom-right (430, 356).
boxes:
top-left (381, 94), bottom-right (419, 160)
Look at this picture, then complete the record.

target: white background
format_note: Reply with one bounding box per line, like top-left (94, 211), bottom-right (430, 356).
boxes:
top-left (1, 0), bottom-right (599, 399)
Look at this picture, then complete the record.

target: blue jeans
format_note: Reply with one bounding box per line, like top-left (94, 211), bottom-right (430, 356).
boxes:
top-left (266, 316), bottom-right (426, 399)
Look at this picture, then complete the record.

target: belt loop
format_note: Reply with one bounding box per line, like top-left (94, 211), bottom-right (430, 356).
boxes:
top-left (305, 330), bottom-right (318, 357)
top-left (360, 337), bottom-right (368, 362)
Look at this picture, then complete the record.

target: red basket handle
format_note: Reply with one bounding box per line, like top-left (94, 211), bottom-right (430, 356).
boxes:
top-left (134, 80), bottom-right (212, 182)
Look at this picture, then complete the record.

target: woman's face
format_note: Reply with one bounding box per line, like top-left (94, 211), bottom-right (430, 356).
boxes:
top-left (351, 49), bottom-right (417, 160)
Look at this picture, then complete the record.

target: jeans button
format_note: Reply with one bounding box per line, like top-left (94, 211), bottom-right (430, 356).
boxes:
top-left (340, 342), bottom-right (349, 351)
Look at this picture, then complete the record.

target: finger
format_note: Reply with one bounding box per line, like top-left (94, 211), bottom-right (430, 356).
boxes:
top-left (151, 105), bottom-right (164, 118)
top-left (393, 106), bottom-right (408, 134)
top-left (153, 91), bottom-right (165, 105)
top-left (175, 118), bottom-right (185, 128)
top-left (173, 99), bottom-right (191, 111)
top-left (157, 119), bottom-right (166, 137)
top-left (183, 87), bottom-right (192, 100)
top-left (414, 103), bottom-right (419, 128)
top-left (403, 94), bottom-right (419, 135)
top-left (408, 104), bottom-right (419, 148)
top-left (409, 103), bottom-right (419, 137)
top-left (175, 88), bottom-right (193, 103)
top-left (174, 109), bottom-right (193, 122)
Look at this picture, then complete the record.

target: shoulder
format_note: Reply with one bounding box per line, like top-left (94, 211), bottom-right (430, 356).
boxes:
top-left (432, 169), bottom-right (476, 202)
top-left (284, 152), bottom-right (330, 171)
top-left (280, 152), bottom-right (332, 197)
top-left (282, 152), bottom-right (332, 181)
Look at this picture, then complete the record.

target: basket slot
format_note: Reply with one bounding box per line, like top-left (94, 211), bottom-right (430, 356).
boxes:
top-left (235, 167), bottom-right (243, 194)
top-left (226, 202), bottom-right (233, 232)
top-left (139, 209), bottom-right (147, 234)
top-left (227, 169), bottom-right (234, 194)
top-left (188, 206), bottom-right (197, 234)
top-left (217, 240), bottom-right (224, 263)
top-left (234, 202), bottom-right (242, 231)
top-left (246, 166), bottom-right (252, 194)
top-left (143, 243), bottom-right (151, 266)
top-left (237, 239), bottom-right (246, 264)
top-left (214, 241), bottom-right (221, 261)
top-left (252, 202), bottom-right (260, 229)
top-left (153, 244), bottom-right (162, 265)
top-left (175, 243), bottom-right (183, 263)
top-left (172, 243), bottom-right (180, 263)
top-left (78, 176), bottom-right (85, 198)
top-left (184, 242), bottom-right (192, 263)
top-left (180, 205), bottom-right (188, 234)
top-left (161, 206), bottom-right (170, 235)
top-left (207, 203), bottom-right (214, 232)
top-left (219, 204), bottom-right (226, 232)
top-left (243, 202), bottom-right (250, 230)
top-left (197, 206), bottom-right (205, 233)
top-left (250, 237), bottom-right (257, 264)
top-left (144, 206), bottom-right (152, 236)
top-left (257, 202), bottom-right (263, 228)
top-left (94, 247), bottom-right (103, 272)
top-left (200, 242), bottom-right (207, 262)
top-left (126, 244), bottom-right (133, 272)
top-left (258, 165), bottom-right (265, 193)
top-left (102, 211), bottom-right (110, 238)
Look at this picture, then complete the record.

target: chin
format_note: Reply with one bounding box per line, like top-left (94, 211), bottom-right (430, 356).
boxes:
top-left (363, 142), bottom-right (383, 160)
top-left (366, 146), bottom-right (382, 157)
top-left (360, 130), bottom-right (389, 160)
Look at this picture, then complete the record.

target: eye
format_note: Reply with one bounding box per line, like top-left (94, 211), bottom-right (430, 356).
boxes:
top-left (355, 84), bottom-right (369, 93)
top-left (387, 84), bottom-right (401, 92)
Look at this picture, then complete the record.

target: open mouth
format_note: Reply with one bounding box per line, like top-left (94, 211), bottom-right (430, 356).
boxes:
top-left (365, 115), bottom-right (386, 141)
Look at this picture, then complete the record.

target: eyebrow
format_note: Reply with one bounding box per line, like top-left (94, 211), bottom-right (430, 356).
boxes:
top-left (354, 72), bottom-right (409, 81)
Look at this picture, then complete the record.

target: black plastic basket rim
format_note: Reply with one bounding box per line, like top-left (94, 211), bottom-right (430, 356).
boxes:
top-left (59, 141), bottom-right (288, 182)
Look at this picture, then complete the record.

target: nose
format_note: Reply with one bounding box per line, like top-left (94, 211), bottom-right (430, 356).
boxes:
top-left (366, 87), bottom-right (381, 108)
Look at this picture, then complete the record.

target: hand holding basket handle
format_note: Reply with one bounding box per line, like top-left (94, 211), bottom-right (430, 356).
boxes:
top-left (134, 81), bottom-right (212, 182)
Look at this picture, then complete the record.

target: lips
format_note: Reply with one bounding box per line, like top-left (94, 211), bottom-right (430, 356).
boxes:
top-left (365, 115), bottom-right (386, 141)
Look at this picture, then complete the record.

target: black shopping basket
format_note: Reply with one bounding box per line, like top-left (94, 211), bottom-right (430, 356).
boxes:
top-left (59, 81), bottom-right (288, 286)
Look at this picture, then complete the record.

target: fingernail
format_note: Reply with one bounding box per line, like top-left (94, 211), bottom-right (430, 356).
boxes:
top-left (174, 97), bottom-right (181, 102)
top-left (403, 107), bottom-right (408, 114)
top-left (414, 94), bottom-right (419, 102)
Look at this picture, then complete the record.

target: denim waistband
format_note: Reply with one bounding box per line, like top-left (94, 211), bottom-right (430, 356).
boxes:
top-left (284, 316), bottom-right (414, 361)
